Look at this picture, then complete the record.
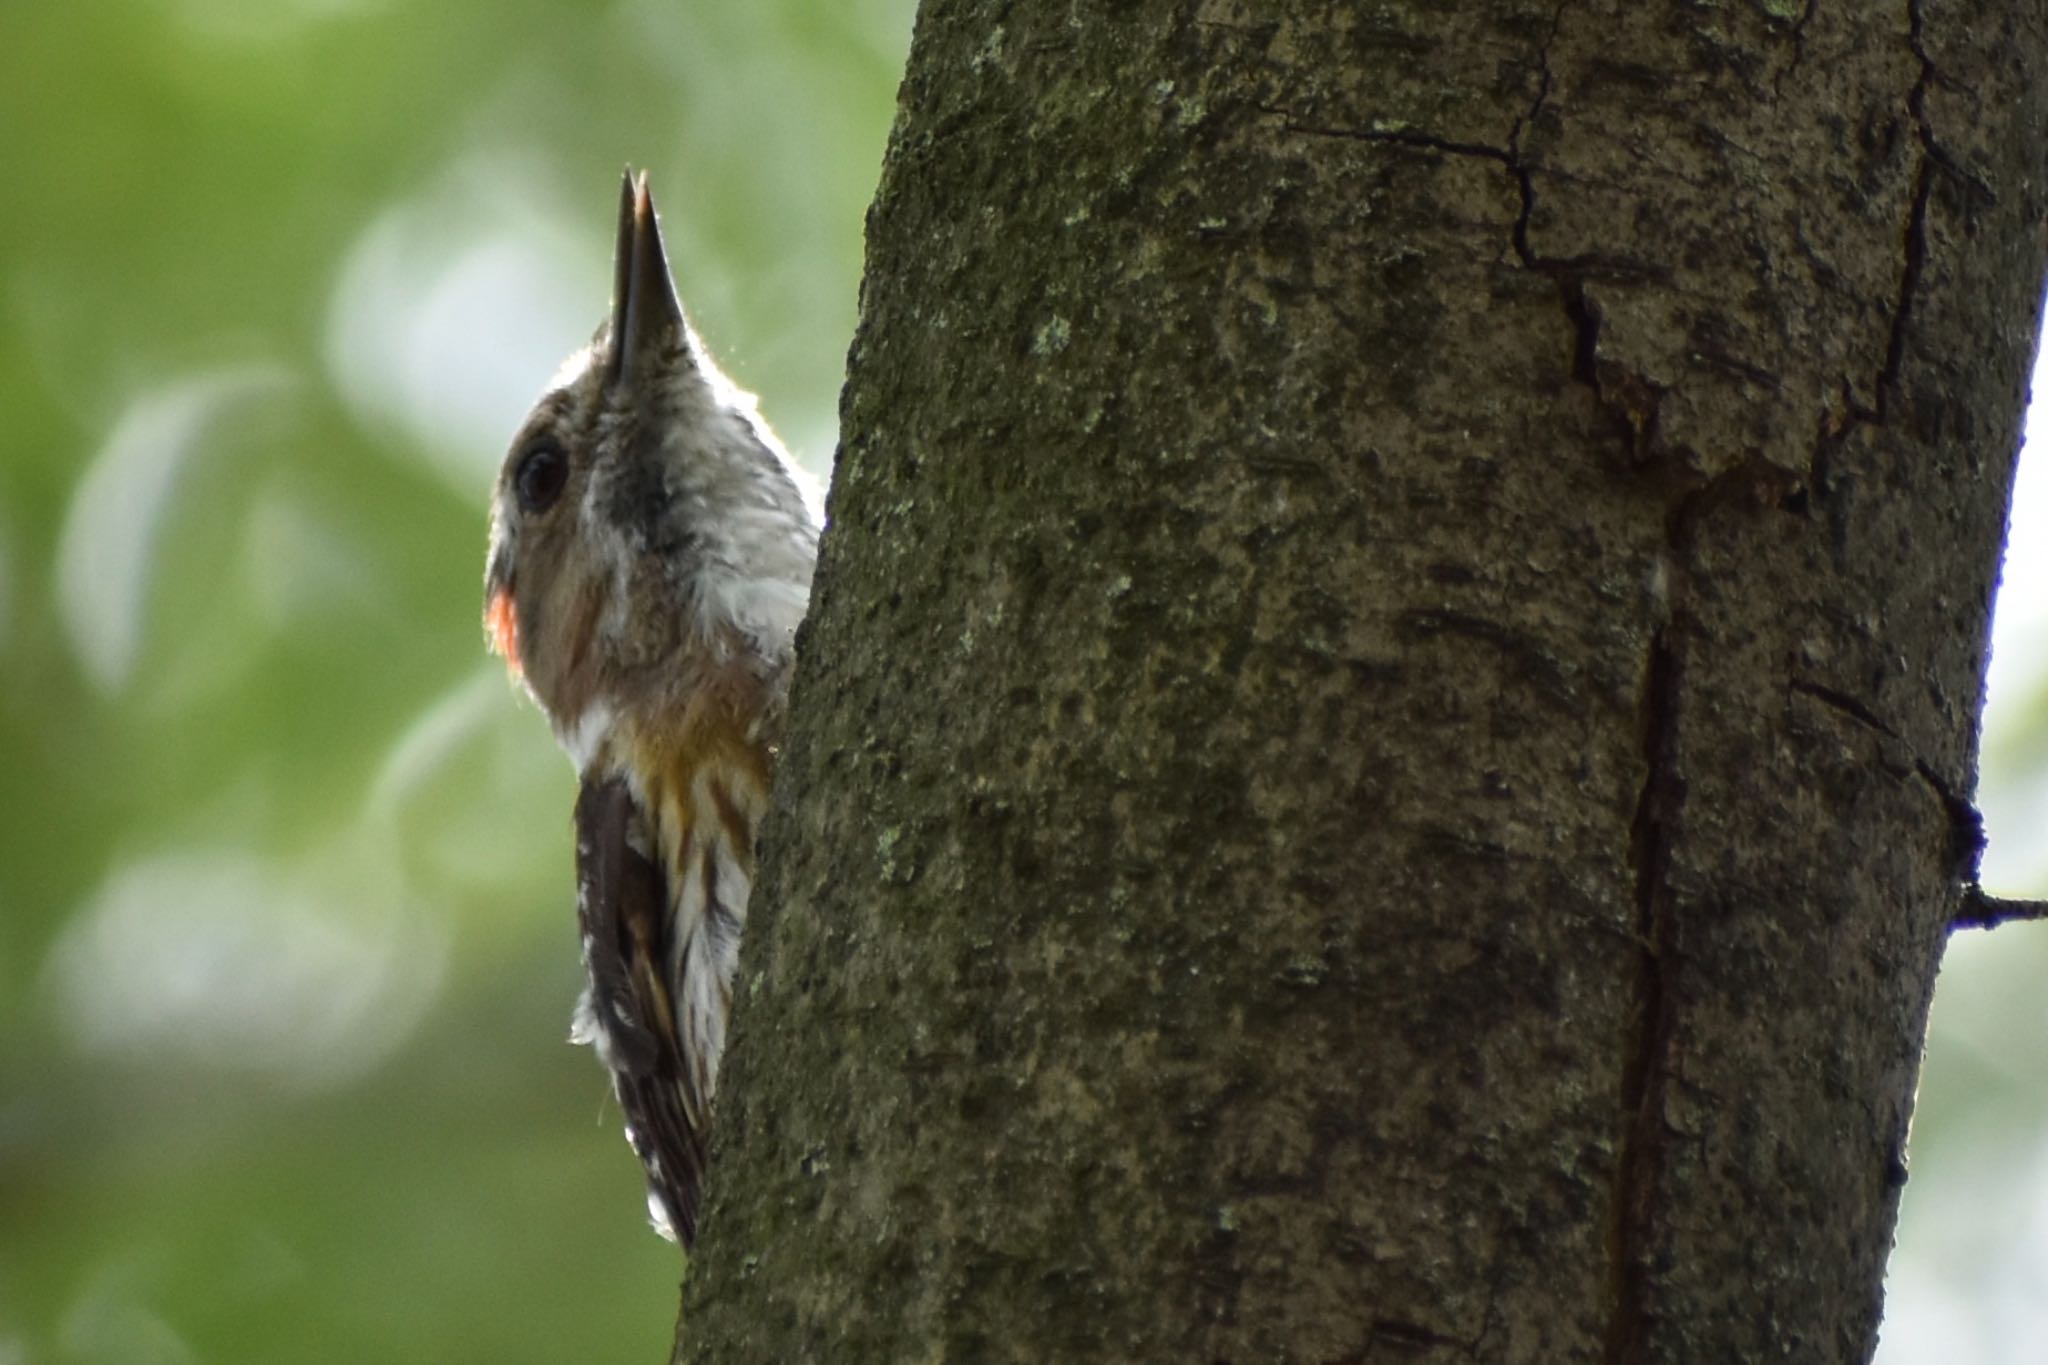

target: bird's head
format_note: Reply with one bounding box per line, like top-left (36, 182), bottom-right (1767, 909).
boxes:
top-left (484, 171), bottom-right (818, 766)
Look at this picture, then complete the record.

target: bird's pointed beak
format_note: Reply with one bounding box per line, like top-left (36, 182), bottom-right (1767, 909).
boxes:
top-left (604, 169), bottom-right (686, 390)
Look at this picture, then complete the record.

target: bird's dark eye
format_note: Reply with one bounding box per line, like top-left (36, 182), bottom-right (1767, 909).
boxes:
top-left (515, 440), bottom-right (569, 515)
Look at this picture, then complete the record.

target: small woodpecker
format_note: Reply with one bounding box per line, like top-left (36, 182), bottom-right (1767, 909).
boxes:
top-left (483, 170), bottom-right (819, 1245)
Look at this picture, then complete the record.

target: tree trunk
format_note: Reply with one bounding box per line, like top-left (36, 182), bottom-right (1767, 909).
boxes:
top-left (680, 2), bottom-right (2048, 1360)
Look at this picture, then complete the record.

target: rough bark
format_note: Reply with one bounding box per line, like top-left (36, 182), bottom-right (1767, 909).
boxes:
top-left (680, 2), bottom-right (2048, 1361)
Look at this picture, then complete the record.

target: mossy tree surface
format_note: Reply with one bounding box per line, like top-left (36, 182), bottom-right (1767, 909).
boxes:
top-left (681, 3), bottom-right (2048, 1361)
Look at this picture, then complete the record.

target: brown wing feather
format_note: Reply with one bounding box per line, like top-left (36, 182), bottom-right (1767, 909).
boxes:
top-left (573, 774), bottom-right (711, 1245)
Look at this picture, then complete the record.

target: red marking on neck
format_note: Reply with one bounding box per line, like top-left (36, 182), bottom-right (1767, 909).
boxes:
top-left (486, 586), bottom-right (523, 679)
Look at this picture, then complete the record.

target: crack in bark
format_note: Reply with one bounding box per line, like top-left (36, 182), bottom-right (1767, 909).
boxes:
top-left (1605, 621), bottom-right (1685, 1365)
top-left (1690, 343), bottom-right (1783, 390)
top-left (1788, 677), bottom-right (1987, 887)
top-left (1503, 1), bottom-right (1695, 461)
top-left (1465, 1227), bottom-right (1514, 1362)
top-left (1366, 1317), bottom-right (1470, 1352)
top-left (1262, 1), bottom-right (1696, 464)
top-left (1802, 4), bottom-right (1999, 515)
top-left (1596, 465), bottom-right (1810, 1365)
top-left (1863, 0), bottom-right (1993, 430)
top-left (1264, 136), bottom-right (1672, 458)
top-left (1506, 0), bottom-right (1567, 155)
top-left (1875, 135), bottom-right (1931, 421)
top-left (1769, 0), bottom-right (1820, 98)
top-left (1788, 677), bottom-right (1897, 738)
top-left (1915, 757), bottom-right (1987, 885)
top-left (1257, 117), bottom-right (1518, 169)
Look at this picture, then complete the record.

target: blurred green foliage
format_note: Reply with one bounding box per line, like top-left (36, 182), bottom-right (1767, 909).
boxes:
top-left (0, 1), bottom-right (910, 1359)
